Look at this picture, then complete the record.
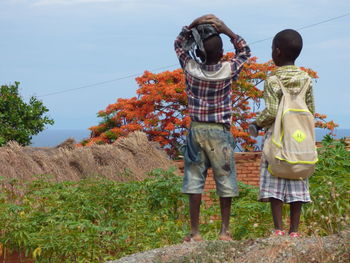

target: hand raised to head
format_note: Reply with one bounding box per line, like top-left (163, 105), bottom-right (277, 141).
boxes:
top-left (189, 14), bottom-right (218, 29)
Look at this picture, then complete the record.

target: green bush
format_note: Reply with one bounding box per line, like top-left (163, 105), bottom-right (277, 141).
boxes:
top-left (231, 183), bottom-right (271, 239)
top-left (302, 135), bottom-right (350, 235)
top-left (0, 169), bottom-right (191, 262)
top-left (0, 82), bottom-right (54, 146)
top-left (0, 136), bottom-right (348, 262)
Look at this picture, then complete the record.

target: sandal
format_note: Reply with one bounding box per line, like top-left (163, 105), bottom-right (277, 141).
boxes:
top-left (183, 233), bottom-right (203, 243)
top-left (289, 232), bottom-right (301, 238)
top-left (271, 229), bottom-right (286, 236)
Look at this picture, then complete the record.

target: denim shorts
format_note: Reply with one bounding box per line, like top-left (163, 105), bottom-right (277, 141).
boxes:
top-left (182, 122), bottom-right (238, 197)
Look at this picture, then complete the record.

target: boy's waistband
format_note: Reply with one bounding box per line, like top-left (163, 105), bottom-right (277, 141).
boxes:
top-left (190, 121), bottom-right (231, 131)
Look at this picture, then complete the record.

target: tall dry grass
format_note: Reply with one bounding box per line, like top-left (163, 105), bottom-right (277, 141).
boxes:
top-left (0, 131), bottom-right (174, 183)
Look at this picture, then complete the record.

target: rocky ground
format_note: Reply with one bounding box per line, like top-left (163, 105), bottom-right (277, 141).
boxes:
top-left (108, 230), bottom-right (349, 263)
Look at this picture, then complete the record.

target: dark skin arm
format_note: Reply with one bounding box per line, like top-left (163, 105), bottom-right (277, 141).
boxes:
top-left (188, 14), bottom-right (212, 29)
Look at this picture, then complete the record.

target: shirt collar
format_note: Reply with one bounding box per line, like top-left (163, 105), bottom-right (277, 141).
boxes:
top-left (274, 65), bottom-right (300, 74)
top-left (200, 63), bottom-right (222, 71)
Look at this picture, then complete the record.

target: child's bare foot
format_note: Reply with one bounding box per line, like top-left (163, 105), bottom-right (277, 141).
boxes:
top-left (183, 233), bottom-right (203, 243)
top-left (218, 232), bottom-right (233, 241)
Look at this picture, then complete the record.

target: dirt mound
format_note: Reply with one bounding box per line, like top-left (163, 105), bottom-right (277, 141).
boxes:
top-left (109, 230), bottom-right (350, 263)
top-left (0, 131), bottom-right (174, 183)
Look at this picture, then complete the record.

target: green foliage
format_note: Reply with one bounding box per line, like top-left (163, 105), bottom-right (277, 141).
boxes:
top-left (0, 82), bottom-right (54, 146)
top-left (0, 137), bottom-right (348, 262)
top-left (231, 183), bottom-right (271, 239)
top-left (302, 135), bottom-right (350, 235)
top-left (0, 169), bottom-right (190, 262)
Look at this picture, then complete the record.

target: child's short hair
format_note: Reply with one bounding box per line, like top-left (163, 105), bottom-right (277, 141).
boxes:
top-left (273, 29), bottom-right (303, 61)
top-left (203, 35), bottom-right (223, 62)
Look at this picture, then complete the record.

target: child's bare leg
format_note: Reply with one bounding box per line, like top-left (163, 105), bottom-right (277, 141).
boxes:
top-left (219, 197), bottom-right (232, 240)
top-left (189, 194), bottom-right (202, 238)
top-left (270, 198), bottom-right (283, 230)
top-left (289, 201), bottom-right (302, 233)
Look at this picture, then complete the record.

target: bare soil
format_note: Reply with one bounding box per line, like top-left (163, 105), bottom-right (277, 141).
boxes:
top-left (108, 230), bottom-right (350, 263)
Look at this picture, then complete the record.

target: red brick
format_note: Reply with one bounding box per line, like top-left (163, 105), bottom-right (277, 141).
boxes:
top-left (173, 152), bottom-right (262, 207)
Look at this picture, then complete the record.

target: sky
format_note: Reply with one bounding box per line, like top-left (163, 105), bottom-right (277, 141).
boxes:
top-left (1, 0), bottom-right (350, 137)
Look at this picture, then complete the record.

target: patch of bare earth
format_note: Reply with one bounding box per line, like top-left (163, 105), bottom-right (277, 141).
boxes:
top-left (0, 131), bottom-right (175, 184)
top-left (108, 230), bottom-right (349, 263)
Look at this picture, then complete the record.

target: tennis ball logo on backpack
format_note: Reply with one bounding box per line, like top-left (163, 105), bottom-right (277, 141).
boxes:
top-left (292, 129), bottom-right (306, 143)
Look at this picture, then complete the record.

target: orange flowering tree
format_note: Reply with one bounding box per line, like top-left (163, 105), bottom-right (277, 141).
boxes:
top-left (82, 54), bottom-right (337, 158)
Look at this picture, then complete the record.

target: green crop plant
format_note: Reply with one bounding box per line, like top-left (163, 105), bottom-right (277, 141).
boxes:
top-left (0, 136), bottom-right (348, 262)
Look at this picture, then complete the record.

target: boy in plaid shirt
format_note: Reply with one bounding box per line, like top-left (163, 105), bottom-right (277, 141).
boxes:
top-left (254, 29), bottom-right (315, 237)
top-left (174, 14), bottom-right (251, 242)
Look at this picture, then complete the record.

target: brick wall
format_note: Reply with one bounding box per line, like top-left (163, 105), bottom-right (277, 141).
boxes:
top-left (235, 152), bottom-right (261, 186)
top-left (175, 152), bottom-right (262, 204)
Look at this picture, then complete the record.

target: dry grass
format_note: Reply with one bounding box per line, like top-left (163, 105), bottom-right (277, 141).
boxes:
top-left (0, 131), bottom-right (175, 184)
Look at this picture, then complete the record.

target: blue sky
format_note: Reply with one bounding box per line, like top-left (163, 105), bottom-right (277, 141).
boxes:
top-left (1, 0), bottom-right (350, 135)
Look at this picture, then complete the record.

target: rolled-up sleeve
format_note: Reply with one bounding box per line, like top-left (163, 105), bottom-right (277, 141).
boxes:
top-left (174, 26), bottom-right (192, 69)
top-left (229, 35), bottom-right (251, 79)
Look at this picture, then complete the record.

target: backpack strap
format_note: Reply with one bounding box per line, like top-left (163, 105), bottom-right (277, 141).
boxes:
top-left (273, 76), bottom-right (289, 96)
top-left (274, 76), bottom-right (311, 98)
top-left (299, 78), bottom-right (311, 98)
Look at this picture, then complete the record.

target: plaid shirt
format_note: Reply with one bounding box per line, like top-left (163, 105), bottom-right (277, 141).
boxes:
top-left (256, 65), bottom-right (315, 128)
top-left (174, 26), bottom-right (251, 125)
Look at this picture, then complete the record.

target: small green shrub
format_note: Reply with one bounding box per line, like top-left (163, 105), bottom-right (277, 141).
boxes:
top-left (231, 183), bottom-right (271, 239)
top-left (302, 135), bottom-right (350, 235)
top-left (0, 136), bottom-right (348, 262)
top-left (0, 169), bottom-right (191, 262)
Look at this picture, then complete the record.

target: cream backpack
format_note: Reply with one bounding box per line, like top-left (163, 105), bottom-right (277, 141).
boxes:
top-left (263, 76), bottom-right (318, 180)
